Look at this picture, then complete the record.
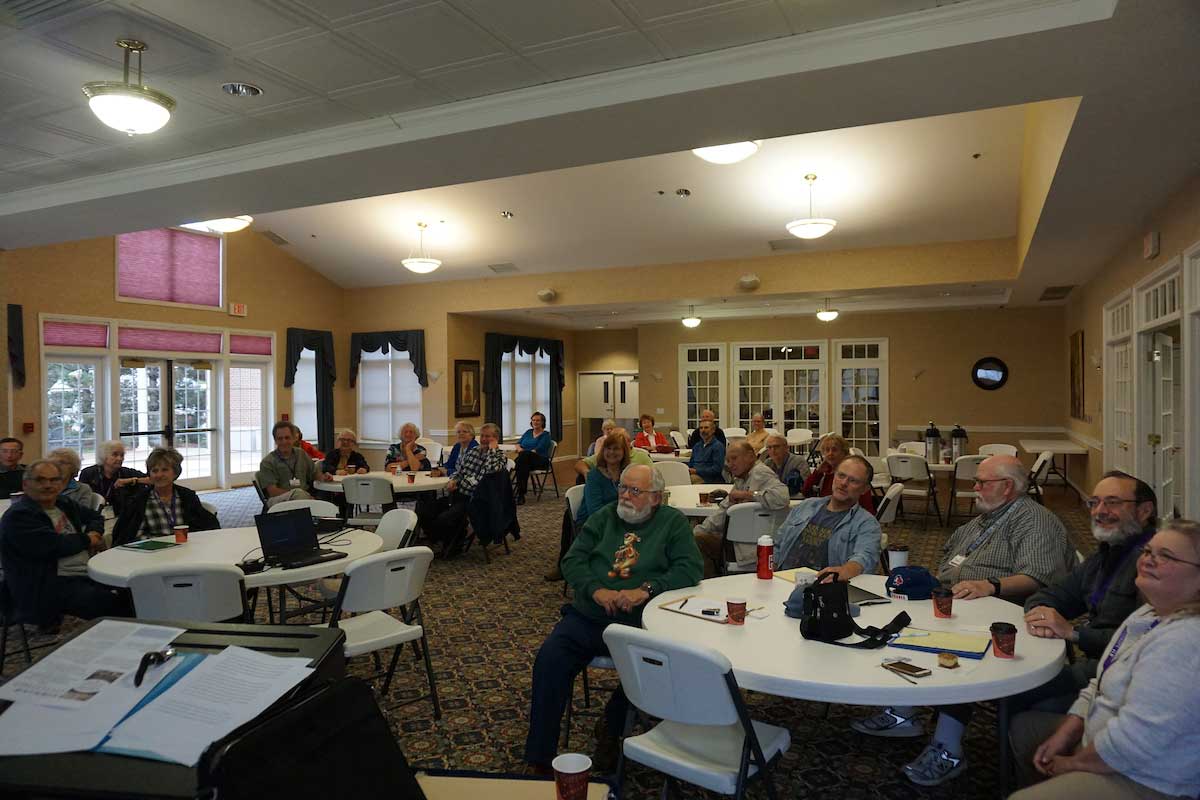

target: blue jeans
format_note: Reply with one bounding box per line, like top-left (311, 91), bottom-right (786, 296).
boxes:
top-left (524, 605), bottom-right (630, 766)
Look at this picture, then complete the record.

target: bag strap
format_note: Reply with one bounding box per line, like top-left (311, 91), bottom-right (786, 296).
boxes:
top-left (826, 611), bottom-right (912, 650)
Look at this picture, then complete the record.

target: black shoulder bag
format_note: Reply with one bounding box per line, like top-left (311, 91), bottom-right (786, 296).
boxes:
top-left (798, 573), bottom-right (911, 649)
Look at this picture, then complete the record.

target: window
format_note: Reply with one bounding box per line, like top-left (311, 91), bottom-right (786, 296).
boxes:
top-left (833, 339), bottom-right (889, 456)
top-left (678, 344), bottom-right (726, 430)
top-left (732, 341), bottom-right (826, 433)
top-left (229, 365), bottom-right (267, 475)
top-left (46, 359), bottom-right (103, 466)
top-left (358, 348), bottom-right (423, 443)
top-left (116, 228), bottom-right (223, 309)
top-left (501, 348), bottom-right (551, 438)
top-left (292, 349), bottom-right (319, 443)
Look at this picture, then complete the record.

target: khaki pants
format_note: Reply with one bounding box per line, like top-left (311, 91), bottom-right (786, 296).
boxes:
top-left (1008, 711), bottom-right (1184, 800)
top-left (266, 488), bottom-right (314, 508)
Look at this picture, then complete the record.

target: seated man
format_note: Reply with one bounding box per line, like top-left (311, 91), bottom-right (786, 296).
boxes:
top-left (760, 434), bottom-right (808, 497)
top-left (686, 408), bottom-right (727, 449)
top-left (0, 437), bottom-right (25, 498)
top-left (418, 423), bottom-right (508, 554)
top-left (693, 441), bottom-right (790, 577)
top-left (524, 464), bottom-right (702, 773)
top-left (687, 419), bottom-right (726, 484)
top-left (852, 454), bottom-right (1076, 787)
top-left (256, 421), bottom-right (329, 508)
top-left (574, 427), bottom-right (652, 481)
top-left (802, 433), bottom-right (874, 513)
top-left (0, 461), bottom-right (129, 629)
top-left (773, 454), bottom-right (881, 580)
top-left (743, 413), bottom-right (770, 452)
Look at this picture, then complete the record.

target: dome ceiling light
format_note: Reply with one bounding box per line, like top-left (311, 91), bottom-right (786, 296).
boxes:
top-left (786, 173), bottom-right (837, 240)
top-left (82, 39), bottom-right (176, 135)
top-left (691, 141), bottom-right (761, 164)
top-left (816, 298), bottom-right (839, 322)
top-left (681, 305), bottom-right (701, 328)
top-left (180, 215), bottom-right (253, 234)
top-left (402, 222), bottom-right (442, 274)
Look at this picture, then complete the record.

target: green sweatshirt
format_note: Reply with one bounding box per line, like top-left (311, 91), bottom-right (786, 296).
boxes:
top-left (562, 502), bottom-right (703, 625)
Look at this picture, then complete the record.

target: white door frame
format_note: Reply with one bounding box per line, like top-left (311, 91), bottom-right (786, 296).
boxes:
top-left (1181, 240), bottom-right (1200, 517)
top-left (730, 340), bottom-right (828, 435)
top-left (576, 370), bottom-right (637, 455)
top-left (1102, 291), bottom-right (1134, 474)
top-left (831, 338), bottom-right (890, 456)
top-left (1132, 258), bottom-right (1182, 500)
top-left (677, 343), bottom-right (728, 432)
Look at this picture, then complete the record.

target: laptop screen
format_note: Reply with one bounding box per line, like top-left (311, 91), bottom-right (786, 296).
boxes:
top-left (255, 508), bottom-right (318, 560)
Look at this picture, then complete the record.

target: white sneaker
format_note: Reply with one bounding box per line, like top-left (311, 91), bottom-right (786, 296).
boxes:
top-left (903, 743), bottom-right (967, 786)
top-left (850, 707), bottom-right (925, 738)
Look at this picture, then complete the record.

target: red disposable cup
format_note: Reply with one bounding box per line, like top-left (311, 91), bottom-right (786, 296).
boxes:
top-left (699, 492), bottom-right (711, 505)
top-left (991, 622), bottom-right (1017, 658)
top-left (406, 472), bottom-right (416, 484)
top-left (726, 597), bottom-right (747, 626)
top-left (931, 587), bottom-right (953, 619)
top-left (173, 525), bottom-right (189, 544)
top-left (552, 753), bottom-right (592, 800)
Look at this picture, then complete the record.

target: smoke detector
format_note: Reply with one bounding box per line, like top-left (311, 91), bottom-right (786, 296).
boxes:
top-left (738, 274), bottom-right (761, 291)
top-left (536, 288), bottom-right (557, 302)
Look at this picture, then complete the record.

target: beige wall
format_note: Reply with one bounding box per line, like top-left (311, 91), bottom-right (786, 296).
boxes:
top-left (575, 329), bottom-right (638, 373)
top-left (1017, 98), bottom-right (1081, 270)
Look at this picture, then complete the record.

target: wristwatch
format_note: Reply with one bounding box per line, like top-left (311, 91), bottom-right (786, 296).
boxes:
top-left (639, 581), bottom-right (656, 598)
top-left (988, 577), bottom-right (1003, 596)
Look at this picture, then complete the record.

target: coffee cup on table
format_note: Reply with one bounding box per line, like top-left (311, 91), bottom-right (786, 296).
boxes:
top-left (551, 753), bottom-right (592, 800)
top-left (726, 597), bottom-right (747, 625)
top-left (990, 621), bottom-right (1017, 659)
top-left (698, 491), bottom-right (711, 505)
top-left (406, 472), bottom-right (416, 484)
top-left (931, 586), bottom-right (953, 619)
top-left (887, 544), bottom-right (909, 570)
top-left (173, 525), bottom-right (189, 544)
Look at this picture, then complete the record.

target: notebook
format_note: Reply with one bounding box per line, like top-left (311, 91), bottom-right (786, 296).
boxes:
top-left (887, 627), bottom-right (993, 660)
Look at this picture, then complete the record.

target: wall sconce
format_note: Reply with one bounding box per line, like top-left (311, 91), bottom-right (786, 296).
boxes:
top-left (428, 370), bottom-right (442, 382)
top-left (536, 288), bottom-right (557, 302)
top-left (1089, 351), bottom-right (1102, 371)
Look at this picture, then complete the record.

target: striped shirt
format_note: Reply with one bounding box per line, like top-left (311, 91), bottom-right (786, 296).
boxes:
top-left (938, 495), bottom-right (1074, 587)
top-left (454, 446), bottom-right (509, 498)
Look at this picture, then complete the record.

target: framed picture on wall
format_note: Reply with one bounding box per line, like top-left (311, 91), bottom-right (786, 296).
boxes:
top-left (1069, 330), bottom-right (1085, 420)
top-left (455, 360), bottom-right (481, 418)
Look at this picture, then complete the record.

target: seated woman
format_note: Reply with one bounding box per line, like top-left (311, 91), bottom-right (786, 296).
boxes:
top-left (632, 414), bottom-right (670, 452)
top-left (321, 429), bottom-right (370, 475)
top-left (744, 414), bottom-right (770, 452)
top-left (113, 448), bottom-right (220, 546)
top-left (588, 419), bottom-right (616, 457)
top-left (79, 440), bottom-right (145, 514)
top-left (577, 432), bottom-right (631, 526)
top-left (385, 422), bottom-right (431, 473)
top-left (1009, 519), bottom-right (1200, 800)
top-left (444, 422), bottom-right (479, 477)
top-left (513, 412), bottom-right (552, 505)
top-left (47, 448), bottom-right (98, 510)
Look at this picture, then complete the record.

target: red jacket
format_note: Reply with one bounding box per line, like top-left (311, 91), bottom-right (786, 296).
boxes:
top-left (633, 431), bottom-right (670, 451)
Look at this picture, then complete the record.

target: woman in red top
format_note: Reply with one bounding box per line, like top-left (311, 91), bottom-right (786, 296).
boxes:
top-left (632, 414), bottom-right (670, 451)
top-left (803, 433), bottom-right (875, 513)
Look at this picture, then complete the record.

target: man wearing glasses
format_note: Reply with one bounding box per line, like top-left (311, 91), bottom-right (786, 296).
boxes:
top-left (773, 454), bottom-right (881, 581)
top-left (524, 464), bottom-right (702, 774)
top-left (0, 437), bottom-right (25, 498)
top-left (852, 454), bottom-right (1075, 787)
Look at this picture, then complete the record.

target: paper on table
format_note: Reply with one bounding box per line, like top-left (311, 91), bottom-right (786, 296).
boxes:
top-left (0, 620), bottom-right (184, 710)
top-left (772, 567), bottom-right (820, 584)
top-left (102, 646), bottom-right (313, 766)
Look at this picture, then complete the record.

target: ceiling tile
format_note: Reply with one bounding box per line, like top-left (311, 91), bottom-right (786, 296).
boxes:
top-left (776, 0), bottom-right (942, 33)
top-left (0, 169), bottom-right (40, 193)
top-left (249, 98), bottom-right (369, 138)
top-left (131, 0), bottom-right (312, 49)
top-left (43, 8), bottom-right (218, 71)
top-left (342, 3), bottom-right (507, 73)
top-left (621, 0), bottom-right (749, 24)
top-left (424, 57), bottom-right (546, 101)
top-left (647, 1), bottom-right (791, 58)
top-left (255, 32), bottom-right (401, 93)
top-left (0, 123), bottom-right (99, 156)
top-left (157, 56), bottom-right (315, 112)
top-left (35, 105), bottom-right (155, 145)
top-left (9, 157), bottom-right (101, 184)
top-left (525, 30), bottom-right (662, 81)
top-left (0, 39), bottom-right (123, 108)
top-left (329, 76), bottom-right (451, 116)
top-left (0, 143), bottom-right (53, 168)
top-left (293, 0), bottom-right (421, 24)
top-left (454, 0), bottom-right (629, 50)
top-left (182, 118), bottom-right (279, 154)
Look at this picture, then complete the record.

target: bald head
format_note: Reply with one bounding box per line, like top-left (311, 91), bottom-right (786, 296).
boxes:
top-left (975, 454), bottom-right (1028, 511)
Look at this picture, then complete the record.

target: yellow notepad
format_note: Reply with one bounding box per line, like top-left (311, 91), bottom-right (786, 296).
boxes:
top-left (772, 567), bottom-right (819, 583)
top-left (888, 627), bottom-right (993, 659)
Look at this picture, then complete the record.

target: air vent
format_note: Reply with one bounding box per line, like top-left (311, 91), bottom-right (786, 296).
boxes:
top-left (487, 262), bottom-right (519, 274)
top-left (260, 230), bottom-right (289, 246)
top-left (1038, 285), bottom-right (1075, 302)
top-left (767, 238), bottom-right (806, 252)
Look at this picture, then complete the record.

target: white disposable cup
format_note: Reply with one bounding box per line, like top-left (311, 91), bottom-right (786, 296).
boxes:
top-left (888, 548), bottom-right (909, 569)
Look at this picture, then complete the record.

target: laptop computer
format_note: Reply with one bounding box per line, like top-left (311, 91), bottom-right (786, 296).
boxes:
top-left (254, 508), bottom-right (348, 570)
top-left (848, 584), bottom-right (890, 606)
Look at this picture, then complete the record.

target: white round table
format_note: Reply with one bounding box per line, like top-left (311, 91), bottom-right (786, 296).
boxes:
top-left (649, 450), bottom-right (690, 463)
top-left (314, 470), bottom-right (450, 494)
top-left (665, 484), bottom-right (731, 518)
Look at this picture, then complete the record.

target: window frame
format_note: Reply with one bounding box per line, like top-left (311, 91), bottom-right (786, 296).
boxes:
top-left (355, 347), bottom-right (424, 445)
top-left (677, 342), bottom-right (728, 431)
top-left (731, 340), bottom-right (827, 434)
top-left (831, 337), bottom-right (889, 457)
top-left (113, 227), bottom-right (227, 313)
top-left (501, 348), bottom-right (552, 441)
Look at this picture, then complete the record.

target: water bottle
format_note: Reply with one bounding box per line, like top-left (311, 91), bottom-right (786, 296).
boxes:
top-left (924, 421), bottom-right (941, 464)
top-left (757, 535), bottom-right (774, 579)
top-left (951, 424), bottom-right (968, 460)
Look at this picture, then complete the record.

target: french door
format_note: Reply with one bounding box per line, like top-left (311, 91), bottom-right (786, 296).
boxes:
top-left (228, 363), bottom-right (269, 484)
top-left (119, 358), bottom-right (218, 489)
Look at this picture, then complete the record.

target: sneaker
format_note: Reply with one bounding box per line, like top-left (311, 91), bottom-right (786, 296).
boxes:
top-left (850, 707), bottom-right (925, 738)
top-left (903, 743), bottom-right (967, 786)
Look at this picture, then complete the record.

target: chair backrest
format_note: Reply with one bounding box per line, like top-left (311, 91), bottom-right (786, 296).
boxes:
top-left (251, 479), bottom-right (269, 503)
top-left (603, 625), bottom-right (739, 727)
top-left (725, 427), bottom-right (747, 438)
top-left (897, 441), bottom-right (926, 456)
top-left (725, 502), bottom-right (788, 544)
top-left (978, 443), bottom-right (1018, 457)
top-left (848, 447), bottom-right (865, 457)
top-left (867, 456), bottom-right (889, 482)
top-left (200, 500), bottom-right (219, 515)
top-left (654, 461), bottom-right (691, 488)
top-left (952, 454), bottom-right (988, 482)
top-left (875, 482), bottom-right (904, 524)
top-left (269, 499), bottom-right (340, 517)
top-left (538, 441), bottom-right (558, 467)
top-left (786, 428), bottom-right (813, 445)
top-left (1030, 451), bottom-right (1053, 484)
top-left (128, 563), bottom-right (247, 622)
top-left (374, 508), bottom-right (418, 550)
top-left (669, 430), bottom-right (689, 449)
top-left (87, 492), bottom-right (105, 511)
top-left (886, 453), bottom-right (930, 482)
top-left (337, 547), bottom-right (434, 615)
top-left (342, 476), bottom-right (396, 506)
top-left (416, 438), bottom-right (443, 467)
top-left (565, 484), bottom-right (585, 519)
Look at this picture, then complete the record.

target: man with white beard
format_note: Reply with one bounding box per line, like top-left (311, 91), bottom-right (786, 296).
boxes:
top-left (524, 464), bottom-right (702, 774)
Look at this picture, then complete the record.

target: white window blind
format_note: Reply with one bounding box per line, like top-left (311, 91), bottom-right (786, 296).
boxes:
top-left (502, 349), bottom-right (551, 437)
top-left (358, 348), bottom-right (422, 442)
top-left (292, 349), bottom-right (318, 441)
top-left (117, 228), bottom-right (223, 308)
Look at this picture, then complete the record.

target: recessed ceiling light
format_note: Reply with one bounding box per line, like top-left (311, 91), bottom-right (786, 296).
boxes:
top-left (500, 210), bottom-right (514, 219)
top-left (675, 188), bottom-right (691, 198)
top-left (222, 82), bottom-right (263, 97)
top-left (691, 141), bottom-right (761, 164)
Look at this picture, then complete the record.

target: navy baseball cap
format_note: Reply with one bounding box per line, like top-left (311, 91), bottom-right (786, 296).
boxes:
top-left (885, 566), bottom-right (940, 601)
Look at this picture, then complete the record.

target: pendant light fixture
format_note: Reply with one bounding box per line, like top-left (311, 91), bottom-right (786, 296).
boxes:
top-left (692, 141), bottom-right (761, 164)
top-left (816, 298), bottom-right (839, 322)
top-left (402, 222), bottom-right (442, 274)
top-left (681, 306), bottom-right (701, 328)
top-left (180, 216), bottom-right (253, 234)
top-left (82, 39), bottom-right (176, 135)
top-left (786, 173), bottom-right (837, 240)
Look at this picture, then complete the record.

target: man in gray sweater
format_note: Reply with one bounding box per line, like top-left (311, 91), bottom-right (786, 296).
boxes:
top-left (693, 441), bottom-right (790, 577)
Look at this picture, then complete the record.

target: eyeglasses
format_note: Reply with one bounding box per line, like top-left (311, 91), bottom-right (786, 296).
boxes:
top-left (834, 471), bottom-right (866, 487)
top-left (27, 476), bottom-right (62, 484)
top-left (1084, 496), bottom-right (1139, 511)
top-left (1139, 547), bottom-right (1200, 569)
top-left (617, 484), bottom-right (661, 498)
top-left (973, 477), bottom-right (1011, 487)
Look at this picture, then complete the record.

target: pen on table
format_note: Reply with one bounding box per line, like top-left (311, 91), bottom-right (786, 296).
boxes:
top-left (893, 632), bottom-right (929, 638)
top-left (679, 598), bottom-right (688, 609)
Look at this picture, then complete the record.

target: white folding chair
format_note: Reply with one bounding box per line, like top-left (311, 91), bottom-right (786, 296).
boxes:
top-left (318, 547), bottom-right (440, 718)
top-left (200, 500), bottom-right (219, 516)
top-left (654, 461), bottom-right (691, 488)
top-left (604, 625), bottom-right (789, 800)
top-left (867, 456), bottom-right (891, 500)
top-left (724, 427), bottom-right (747, 438)
top-left (1027, 451), bottom-right (1053, 503)
top-left (342, 476), bottom-right (397, 527)
top-left (529, 441), bottom-right (560, 500)
top-left (268, 499), bottom-right (340, 516)
top-left (669, 430), bottom-right (689, 450)
top-left (978, 443), bottom-right (1018, 457)
top-left (720, 503), bottom-right (789, 574)
top-left (886, 453), bottom-right (942, 528)
top-left (896, 441), bottom-right (926, 456)
top-left (128, 563), bottom-right (249, 622)
top-left (874, 482), bottom-right (904, 526)
top-left (947, 454), bottom-right (988, 522)
top-left (375, 508), bottom-right (419, 550)
top-left (849, 447), bottom-right (865, 457)
top-left (416, 437), bottom-right (443, 467)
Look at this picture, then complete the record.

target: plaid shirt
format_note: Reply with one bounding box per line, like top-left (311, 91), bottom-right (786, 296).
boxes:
top-left (454, 446), bottom-right (509, 498)
top-left (140, 490), bottom-right (182, 540)
top-left (938, 495), bottom-right (1074, 587)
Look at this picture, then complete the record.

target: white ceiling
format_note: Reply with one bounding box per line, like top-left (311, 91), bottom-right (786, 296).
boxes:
top-left (254, 104), bottom-right (1023, 287)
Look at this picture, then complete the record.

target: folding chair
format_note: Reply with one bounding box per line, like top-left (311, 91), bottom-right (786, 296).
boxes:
top-left (653, 461), bottom-right (691, 488)
top-left (896, 441), bottom-right (926, 456)
top-left (947, 454), bottom-right (987, 523)
top-left (604, 626), bottom-right (789, 800)
top-left (719, 503), bottom-right (789, 575)
top-left (269, 499), bottom-right (340, 516)
top-left (886, 453), bottom-right (942, 529)
top-left (251, 478), bottom-right (270, 514)
top-left (416, 437), bottom-right (443, 467)
top-left (563, 654), bottom-right (617, 749)
top-left (867, 456), bottom-right (890, 501)
top-left (1027, 451), bottom-right (1053, 504)
top-left (529, 440), bottom-right (560, 500)
top-left (561, 485), bottom-right (586, 598)
top-left (669, 430), bottom-right (689, 450)
top-left (0, 578), bottom-right (55, 671)
top-left (342, 476), bottom-right (397, 527)
top-left (875, 483), bottom-right (904, 572)
top-left (978, 443), bottom-right (1018, 457)
top-left (128, 563), bottom-right (250, 622)
top-left (375, 508), bottom-right (419, 550)
top-left (724, 427), bottom-right (747, 438)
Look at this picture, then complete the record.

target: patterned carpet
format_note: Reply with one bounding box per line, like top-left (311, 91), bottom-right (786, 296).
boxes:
top-left (3, 484), bottom-right (1095, 799)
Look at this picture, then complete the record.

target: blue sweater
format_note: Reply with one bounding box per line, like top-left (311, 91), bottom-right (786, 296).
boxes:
top-left (688, 437), bottom-right (726, 483)
top-left (519, 429), bottom-right (552, 458)
top-left (577, 466), bottom-right (619, 525)
top-left (444, 439), bottom-right (479, 476)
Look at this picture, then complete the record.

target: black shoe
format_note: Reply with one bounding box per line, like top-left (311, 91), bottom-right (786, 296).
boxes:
top-left (592, 721), bottom-right (620, 773)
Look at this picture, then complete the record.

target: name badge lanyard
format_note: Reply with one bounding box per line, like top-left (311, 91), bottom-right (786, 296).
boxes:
top-left (153, 490), bottom-right (177, 529)
top-left (1087, 530), bottom-right (1153, 610)
top-left (1089, 616), bottom-right (1161, 723)
top-left (277, 451), bottom-right (300, 485)
top-left (956, 500), bottom-right (1021, 562)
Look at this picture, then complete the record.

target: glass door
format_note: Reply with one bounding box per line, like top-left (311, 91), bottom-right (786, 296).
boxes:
top-left (118, 359), bottom-right (217, 488)
top-left (172, 362), bottom-right (216, 488)
top-left (228, 363), bottom-right (268, 483)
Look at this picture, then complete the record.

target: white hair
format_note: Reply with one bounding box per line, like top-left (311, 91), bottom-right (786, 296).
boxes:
top-left (98, 440), bottom-right (125, 460)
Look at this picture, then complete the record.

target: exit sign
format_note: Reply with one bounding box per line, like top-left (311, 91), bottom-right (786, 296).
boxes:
top-left (229, 301), bottom-right (248, 317)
